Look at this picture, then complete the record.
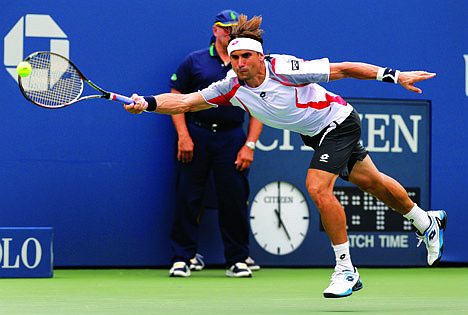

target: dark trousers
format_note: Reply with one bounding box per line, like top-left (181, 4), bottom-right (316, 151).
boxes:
top-left (170, 122), bottom-right (250, 267)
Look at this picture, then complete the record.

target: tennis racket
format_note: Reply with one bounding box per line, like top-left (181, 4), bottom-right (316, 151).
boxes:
top-left (18, 51), bottom-right (133, 109)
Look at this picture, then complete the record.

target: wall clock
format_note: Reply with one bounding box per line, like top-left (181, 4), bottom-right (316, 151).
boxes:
top-left (250, 181), bottom-right (310, 255)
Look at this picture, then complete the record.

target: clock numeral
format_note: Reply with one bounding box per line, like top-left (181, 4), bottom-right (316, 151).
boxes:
top-left (250, 216), bottom-right (255, 219)
top-left (302, 216), bottom-right (309, 220)
top-left (277, 247), bottom-right (281, 255)
top-left (290, 243), bottom-right (295, 250)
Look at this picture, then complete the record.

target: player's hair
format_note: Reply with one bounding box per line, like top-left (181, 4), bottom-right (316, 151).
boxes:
top-left (230, 15), bottom-right (264, 45)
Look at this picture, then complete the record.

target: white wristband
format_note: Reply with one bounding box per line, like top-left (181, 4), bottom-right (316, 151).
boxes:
top-left (376, 68), bottom-right (385, 81)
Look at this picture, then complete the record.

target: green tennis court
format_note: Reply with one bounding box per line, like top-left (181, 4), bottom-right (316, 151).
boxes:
top-left (1, 267), bottom-right (467, 314)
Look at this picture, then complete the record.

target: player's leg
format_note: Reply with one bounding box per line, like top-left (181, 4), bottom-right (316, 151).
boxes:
top-left (302, 111), bottom-right (364, 298)
top-left (348, 155), bottom-right (414, 214)
top-left (306, 168), bottom-right (362, 298)
top-left (306, 169), bottom-right (346, 245)
top-left (348, 155), bottom-right (447, 266)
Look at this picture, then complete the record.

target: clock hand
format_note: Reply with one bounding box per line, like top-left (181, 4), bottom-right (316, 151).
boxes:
top-left (274, 209), bottom-right (291, 240)
top-left (277, 181), bottom-right (281, 228)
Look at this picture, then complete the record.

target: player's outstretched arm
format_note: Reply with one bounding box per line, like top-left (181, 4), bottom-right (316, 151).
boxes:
top-left (329, 62), bottom-right (436, 94)
top-left (124, 92), bottom-right (214, 115)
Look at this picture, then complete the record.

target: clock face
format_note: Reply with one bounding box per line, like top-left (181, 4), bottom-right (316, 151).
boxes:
top-left (250, 181), bottom-right (310, 255)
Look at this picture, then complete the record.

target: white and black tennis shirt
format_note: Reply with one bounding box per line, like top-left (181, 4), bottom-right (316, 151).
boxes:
top-left (199, 54), bottom-right (354, 137)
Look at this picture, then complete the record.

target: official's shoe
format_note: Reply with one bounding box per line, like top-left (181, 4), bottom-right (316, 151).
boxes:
top-left (323, 267), bottom-right (363, 298)
top-left (169, 261), bottom-right (191, 277)
top-left (245, 257), bottom-right (260, 271)
top-left (416, 210), bottom-right (447, 266)
top-left (189, 253), bottom-right (205, 271)
top-left (226, 262), bottom-right (252, 278)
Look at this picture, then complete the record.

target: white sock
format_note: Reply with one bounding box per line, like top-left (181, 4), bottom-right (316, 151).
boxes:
top-left (403, 203), bottom-right (431, 233)
top-left (332, 241), bottom-right (354, 271)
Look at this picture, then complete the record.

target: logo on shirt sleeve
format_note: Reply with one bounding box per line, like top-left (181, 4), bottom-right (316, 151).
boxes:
top-left (291, 60), bottom-right (300, 71)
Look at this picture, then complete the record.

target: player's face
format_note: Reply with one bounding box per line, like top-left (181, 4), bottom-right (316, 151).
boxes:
top-left (230, 50), bottom-right (265, 82)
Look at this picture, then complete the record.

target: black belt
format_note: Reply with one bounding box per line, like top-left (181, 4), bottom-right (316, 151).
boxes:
top-left (187, 117), bottom-right (242, 133)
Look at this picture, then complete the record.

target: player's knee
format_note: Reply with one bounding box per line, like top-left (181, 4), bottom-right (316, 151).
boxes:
top-left (306, 182), bottom-right (332, 207)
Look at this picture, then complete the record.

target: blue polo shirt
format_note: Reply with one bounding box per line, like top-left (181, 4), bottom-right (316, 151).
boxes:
top-left (169, 45), bottom-right (245, 125)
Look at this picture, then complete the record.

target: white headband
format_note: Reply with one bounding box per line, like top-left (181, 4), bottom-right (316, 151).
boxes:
top-left (227, 38), bottom-right (263, 56)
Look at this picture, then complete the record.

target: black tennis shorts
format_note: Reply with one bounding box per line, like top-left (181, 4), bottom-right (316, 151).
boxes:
top-left (301, 109), bottom-right (368, 181)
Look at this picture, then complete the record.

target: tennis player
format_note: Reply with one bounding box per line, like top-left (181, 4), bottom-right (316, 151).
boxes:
top-left (125, 15), bottom-right (446, 298)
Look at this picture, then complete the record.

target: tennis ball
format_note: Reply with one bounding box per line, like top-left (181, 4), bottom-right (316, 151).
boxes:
top-left (16, 61), bottom-right (32, 77)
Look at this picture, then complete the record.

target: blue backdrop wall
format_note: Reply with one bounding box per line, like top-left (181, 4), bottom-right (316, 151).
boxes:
top-left (1, 0), bottom-right (467, 266)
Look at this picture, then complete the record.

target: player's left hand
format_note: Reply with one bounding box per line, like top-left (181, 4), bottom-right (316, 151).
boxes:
top-left (235, 145), bottom-right (254, 171)
top-left (398, 71), bottom-right (436, 94)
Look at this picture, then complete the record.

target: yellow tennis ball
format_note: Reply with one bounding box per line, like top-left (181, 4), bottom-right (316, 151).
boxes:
top-left (16, 61), bottom-right (32, 77)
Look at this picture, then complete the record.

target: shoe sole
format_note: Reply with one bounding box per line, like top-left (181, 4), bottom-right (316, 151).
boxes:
top-left (323, 279), bottom-right (363, 298)
top-left (429, 210), bottom-right (447, 267)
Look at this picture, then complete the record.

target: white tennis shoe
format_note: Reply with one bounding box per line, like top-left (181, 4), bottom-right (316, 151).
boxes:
top-left (169, 261), bottom-right (191, 277)
top-left (323, 267), bottom-right (363, 298)
top-left (226, 262), bottom-right (252, 278)
top-left (416, 210), bottom-right (447, 266)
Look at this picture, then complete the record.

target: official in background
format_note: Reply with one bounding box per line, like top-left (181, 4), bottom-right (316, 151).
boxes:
top-left (168, 10), bottom-right (263, 278)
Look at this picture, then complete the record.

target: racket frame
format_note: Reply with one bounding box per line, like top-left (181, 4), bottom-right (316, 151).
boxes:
top-left (18, 51), bottom-right (132, 109)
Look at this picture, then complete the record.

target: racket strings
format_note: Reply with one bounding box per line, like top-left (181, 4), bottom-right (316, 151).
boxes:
top-left (21, 53), bottom-right (83, 107)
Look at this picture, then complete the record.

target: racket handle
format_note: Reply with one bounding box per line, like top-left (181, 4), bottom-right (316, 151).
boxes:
top-left (108, 93), bottom-right (134, 104)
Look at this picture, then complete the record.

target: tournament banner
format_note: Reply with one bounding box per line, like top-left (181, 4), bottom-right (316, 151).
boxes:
top-left (248, 98), bottom-right (430, 266)
top-left (0, 227), bottom-right (54, 278)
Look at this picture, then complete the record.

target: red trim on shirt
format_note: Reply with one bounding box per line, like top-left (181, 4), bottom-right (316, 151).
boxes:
top-left (234, 96), bottom-right (252, 115)
top-left (295, 89), bottom-right (346, 109)
top-left (207, 82), bottom-right (241, 106)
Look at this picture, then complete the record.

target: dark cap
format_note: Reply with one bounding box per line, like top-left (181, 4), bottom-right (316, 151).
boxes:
top-left (214, 9), bottom-right (239, 27)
